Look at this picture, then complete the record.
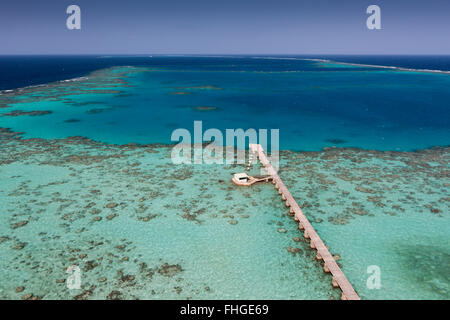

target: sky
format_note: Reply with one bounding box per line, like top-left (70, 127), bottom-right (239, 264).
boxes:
top-left (1, 0), bottom-right (449, 55)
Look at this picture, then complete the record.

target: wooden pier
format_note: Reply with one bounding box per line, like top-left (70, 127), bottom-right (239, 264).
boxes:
top-left (249, 144), bottom-right (360, 300)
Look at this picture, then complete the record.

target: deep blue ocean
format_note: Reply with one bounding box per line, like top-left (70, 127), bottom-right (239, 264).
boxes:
top-left (2, 55), bottom-right (450, 91)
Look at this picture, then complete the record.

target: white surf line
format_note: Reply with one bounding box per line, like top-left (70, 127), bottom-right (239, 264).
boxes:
top-left (303, 58), bottom-right (450, 75)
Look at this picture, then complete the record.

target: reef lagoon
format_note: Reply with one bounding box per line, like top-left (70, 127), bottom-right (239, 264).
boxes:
top-left (0, 56), bottom-right (449, 300)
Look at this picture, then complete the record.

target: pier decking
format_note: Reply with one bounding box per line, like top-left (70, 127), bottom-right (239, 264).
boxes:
top-left (249, 144), bottom-right (360, 300)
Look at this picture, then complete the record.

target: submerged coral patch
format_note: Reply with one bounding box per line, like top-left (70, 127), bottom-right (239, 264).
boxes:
top-left (175, 85), bottom-right (222, 90)
top-left (193, 106), bottom-right (219, 111)
top-left (325, 138), bottom-right (347, 145)
top-left (86, 108), bottom-right (113, 114)
top-left (64, 118), bottom-right (81, 123)
top-left (397, 244), bottom-right (450, 298)
top-left (2, 110), bottom-right (52, 117)
top-left (170, 91), bottom-right (191, 95)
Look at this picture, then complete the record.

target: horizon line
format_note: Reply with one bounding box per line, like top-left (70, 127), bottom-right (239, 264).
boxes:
top-left (1, 53), bottom-right (450, 56)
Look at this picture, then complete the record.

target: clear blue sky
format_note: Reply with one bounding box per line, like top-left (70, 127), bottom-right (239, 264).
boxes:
top-left (1, 0), bottom-right (449, 54)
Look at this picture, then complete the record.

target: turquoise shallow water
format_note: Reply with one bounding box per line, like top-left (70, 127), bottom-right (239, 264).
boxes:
top-left (278, 148), bottom-right (449, 299)
top-left (0, 58), bottom-right (449, 299)
top-left (0, 133), bottom-right (448, 299)
top-left (0, 136), bottom-right (342, 299)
